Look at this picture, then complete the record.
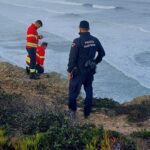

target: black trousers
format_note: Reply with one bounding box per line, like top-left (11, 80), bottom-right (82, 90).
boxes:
top-left (26, 48), bottom-right (36, 72)
top-left (68, 71), bottom-right (94, 117)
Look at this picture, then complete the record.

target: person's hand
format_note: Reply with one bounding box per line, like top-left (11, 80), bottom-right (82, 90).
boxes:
top-left (67, 72), bottom-right (73, 80)
top-left (38, 35), bottom-right (43, 39)
top-left (40, 65), bottom-right (44, 68)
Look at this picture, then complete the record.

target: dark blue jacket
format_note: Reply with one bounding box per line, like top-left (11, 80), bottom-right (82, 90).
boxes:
top-left (67, 32), bottom-right (105, 73)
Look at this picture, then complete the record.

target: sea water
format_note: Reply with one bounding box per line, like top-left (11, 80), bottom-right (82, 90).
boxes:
top-left (0, 0), bottom-right (150, 102)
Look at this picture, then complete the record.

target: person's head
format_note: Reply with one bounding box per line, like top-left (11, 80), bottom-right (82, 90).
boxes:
top-left (41, 42), bottom-right (48, 50)
top-left (35, 20), bottom-right (43, 29)
top-left (79, 20), bottom-right (90, 33)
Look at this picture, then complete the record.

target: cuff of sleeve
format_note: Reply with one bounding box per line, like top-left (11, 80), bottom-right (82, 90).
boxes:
top-left (38, 35), bottom-right (42, 39)
top-left (67, 68), bottom-right (72, 73)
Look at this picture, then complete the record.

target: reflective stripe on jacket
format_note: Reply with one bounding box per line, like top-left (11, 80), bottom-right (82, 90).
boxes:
top-left (36, 46), bottom-right (45, 65)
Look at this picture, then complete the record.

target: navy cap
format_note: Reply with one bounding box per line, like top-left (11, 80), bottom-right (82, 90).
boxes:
top-left (79, 20), bottom-right (90, 29)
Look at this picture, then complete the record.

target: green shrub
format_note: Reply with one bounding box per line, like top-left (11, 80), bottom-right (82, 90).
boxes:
top-left (86, 97), bottom-right (150, 123)
top-left (0, 90), bottom-right (63, 135)
top-left (0, 121), bottom-right (139, 150)
top-left (0, 90), bottom-right (139, 150)
top-left (131, 130), bottom-right (150, 139)
top-left (78, 98), bottom-right (120, 113)
top-left (92, 98), bottom-right (120, 110)
top-left (118, 104), bottom-right (150, 123)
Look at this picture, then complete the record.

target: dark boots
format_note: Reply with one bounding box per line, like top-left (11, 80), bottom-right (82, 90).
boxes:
top-left (30, 72), bottom-right (40, 80)
top-left (26, 66), bottom-right (40, 80)
top-left (26, 66), bottom-right (30, 74)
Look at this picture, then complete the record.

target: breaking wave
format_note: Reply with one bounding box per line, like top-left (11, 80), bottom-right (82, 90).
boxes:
top-left (36, 0), bottom-right (119, 10)
top-left (62, 13), bottom-right (80, 17)
top-left (128, 25), bottom-right (150, 34)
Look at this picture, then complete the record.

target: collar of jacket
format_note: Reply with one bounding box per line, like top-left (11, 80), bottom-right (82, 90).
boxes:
top-left (31, 23), bottom-right (38, 30)
top-left (38, 45), bottom-right (45, 51)
top-left (79, 32), bottom-right (90, 36)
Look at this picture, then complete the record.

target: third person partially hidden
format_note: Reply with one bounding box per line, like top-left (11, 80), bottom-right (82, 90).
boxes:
top-left (26, 42), bottom-right (48, 75)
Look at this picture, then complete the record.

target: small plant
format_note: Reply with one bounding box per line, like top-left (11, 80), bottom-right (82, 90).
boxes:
top-left (20, 133), bottom-right (45, 150)
top-left (4, 132), bottom-right (46, 150)
top-left (101, 130), bottom-right (111, 150)
top-left (0, 128), bottom-right (8, 148)
top-left (131, 130), bottom-right (150, 139)
top-left (85, 137), bottom-right (98, 150)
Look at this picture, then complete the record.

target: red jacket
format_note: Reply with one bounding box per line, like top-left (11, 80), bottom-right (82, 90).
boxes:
top-left (26, 23), bottom-right (40, 49)
top-left (36, 46), bottom-right (45, 66)
top-left (26, 46), bottom-right (45, 66)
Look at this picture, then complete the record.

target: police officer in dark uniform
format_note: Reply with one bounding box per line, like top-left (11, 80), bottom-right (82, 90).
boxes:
top-left (67, 20), bottom-right (105, 119)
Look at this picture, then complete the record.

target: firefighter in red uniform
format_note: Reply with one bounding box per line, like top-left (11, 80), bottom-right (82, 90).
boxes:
top-left (26, 42), bottom-right (48, 74)
top-left (26, 20), bottom-right (43, 79)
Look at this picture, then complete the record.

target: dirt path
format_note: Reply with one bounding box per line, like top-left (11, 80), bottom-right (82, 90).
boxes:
top-left (73, 108), bottom-right (149, 136)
